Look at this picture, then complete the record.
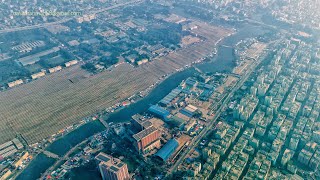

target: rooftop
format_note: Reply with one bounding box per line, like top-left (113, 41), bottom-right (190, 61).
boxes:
top-left (155, 139), bottom-right (179, 161)
top-left (95, 152), bottom-right (127, 173)
top-left (148, 105), bottom-right (170, 118)
top-left (95, 153), bottom-right (111, 163)
top-left (131, 115), bottom-right (153, 129)
top-left (133, 126), bottom-right (158, 141)
top-left (160, 87), bottom-right (182, 105)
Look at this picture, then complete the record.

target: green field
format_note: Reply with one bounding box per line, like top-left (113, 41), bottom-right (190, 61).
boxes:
top-left (45, 55), bottom-right (67, 67)
top-left (25, 64), bottom-right (43, 74)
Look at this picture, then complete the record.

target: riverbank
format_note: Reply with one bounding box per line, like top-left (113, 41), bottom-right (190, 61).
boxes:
top-left (16, 21), bottom-right (272, 180)
top-left (14, 65), bottom-right (200, 180)
top-left (15, 153), bottom-right (56, 180)
top-left (68, 23), bottom-right (272, 179)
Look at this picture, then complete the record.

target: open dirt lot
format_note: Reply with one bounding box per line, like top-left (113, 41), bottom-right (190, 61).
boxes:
top-left (0, 21), bottom-right (233, 145)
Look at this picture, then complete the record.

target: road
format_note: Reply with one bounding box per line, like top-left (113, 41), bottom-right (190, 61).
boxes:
top-left (39, 139), bottom-right (87, 179)
top-left (0, 0), bottom-right (143, 34)
top-left (245, 18), bottom-right (277, 30)
top-left (43, 150), bottom-right (59, 159)
top-left (166, 49), bottom-right (267, 177)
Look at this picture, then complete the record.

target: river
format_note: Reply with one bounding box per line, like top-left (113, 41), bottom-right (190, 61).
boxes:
top-left (16, 23), bottom-right (271, 180)
top-left (16, 153), bottom-right (56, 180)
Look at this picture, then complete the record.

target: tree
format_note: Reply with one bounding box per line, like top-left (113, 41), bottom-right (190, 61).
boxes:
top-left (81, 62), bottom-right (96, 72)
top-left (194, 110), bottom-right (203, 118)
top-left (99, 56), bottom-right (119, 68)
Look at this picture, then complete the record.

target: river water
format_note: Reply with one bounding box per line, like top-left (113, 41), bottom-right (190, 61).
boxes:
top-left (16, 23), bottom-right (271, 180)
top-left (16, 153), bottom-right (56, 180)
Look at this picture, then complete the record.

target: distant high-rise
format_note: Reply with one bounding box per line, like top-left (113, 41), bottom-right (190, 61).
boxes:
top-left (95, 152), bottom-right (130, 180)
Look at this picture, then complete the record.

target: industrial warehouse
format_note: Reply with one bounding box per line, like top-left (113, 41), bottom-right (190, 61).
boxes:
top-left (1, 0), bottom-right (319, 179)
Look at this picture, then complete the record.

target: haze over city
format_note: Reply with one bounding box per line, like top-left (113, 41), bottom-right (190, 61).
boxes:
top-left (0, 0), bottom-right (320, 180)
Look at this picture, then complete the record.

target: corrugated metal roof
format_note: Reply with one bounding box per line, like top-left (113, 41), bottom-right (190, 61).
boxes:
top-left (185, 78), bottom-right (197, 86)
top-left (148, 105), bottom-right (170, 117)
top-left (155, 139), bottom-right (179, 161)
top-left (159, 88), bottom-right (182, 105)
top-left (0, 141), bottom-right (13, 150)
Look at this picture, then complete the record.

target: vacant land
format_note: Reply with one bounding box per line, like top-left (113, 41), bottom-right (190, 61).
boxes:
top-left (181, 35), bottom-right (201, 46)
top-left (0, 21), bottom-right (233, 144)
top-left (245, 42), bottom-right (267, 60)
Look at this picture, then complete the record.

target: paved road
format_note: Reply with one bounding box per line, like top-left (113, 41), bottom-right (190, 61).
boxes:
top-left (167, 50), bottom-right (266, 176)
top-left (43, 150), bottom-right (59, 159)
top-left (0, 0), bottom-right (143, 34)
top-left (245, 18), bottom-right (277, 30)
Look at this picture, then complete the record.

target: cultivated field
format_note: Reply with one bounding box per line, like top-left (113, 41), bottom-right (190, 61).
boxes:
top-left (0, 21), bottom-right (233, 144)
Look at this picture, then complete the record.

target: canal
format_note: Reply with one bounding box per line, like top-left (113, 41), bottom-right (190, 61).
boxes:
top-left (16, 23), bottom-right (271, 180)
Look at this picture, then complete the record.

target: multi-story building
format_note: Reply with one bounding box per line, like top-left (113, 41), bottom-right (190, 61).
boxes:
top-left (131, 114), bottom-right (153, 131)
top-left (95, 152), bottom-right (130, 180)
top-left (133, 126), bottom-right (161, 154)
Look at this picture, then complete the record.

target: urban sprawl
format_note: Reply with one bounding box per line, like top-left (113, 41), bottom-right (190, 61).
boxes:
top-left (1, 0), bottom-right (320, 180)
